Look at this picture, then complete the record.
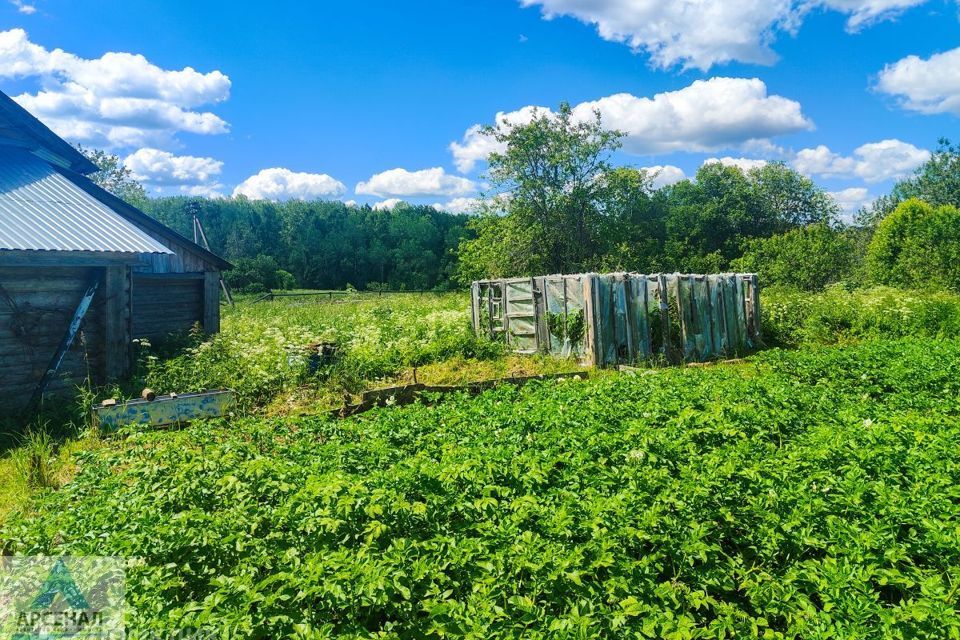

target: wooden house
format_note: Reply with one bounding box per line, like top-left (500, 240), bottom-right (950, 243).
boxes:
top-left (0, 89), bottom-right (230, 412)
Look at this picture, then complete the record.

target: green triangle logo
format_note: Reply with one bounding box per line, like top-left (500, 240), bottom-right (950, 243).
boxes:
top-left (29, 558), bottom-right (90, 610)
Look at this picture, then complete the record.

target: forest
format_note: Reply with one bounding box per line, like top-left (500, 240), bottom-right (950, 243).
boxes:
top-left (96, 108), bottom-right (960, 297)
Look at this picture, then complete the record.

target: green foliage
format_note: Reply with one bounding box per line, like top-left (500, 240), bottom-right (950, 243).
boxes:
top-left (143, 294), bottom-right (503, 410)
top-left (75, 145), bottom-right (147, 204)
top-left (865, 199), bottom-right (960, 292)
top-left (6, 339), bottom-right (960, 637)
top-left (865, 138), bottom-right (960, 224)
top-left (733, 224), bottom-right (857, 291)
top-left (460, 103), bottom-right (625, 277)
top-left (140, 198), bottom-right (470, 291)
top-left (224, 254), bottom-right (298, 293)
top-left (761, 285), bottom-right (960, 346)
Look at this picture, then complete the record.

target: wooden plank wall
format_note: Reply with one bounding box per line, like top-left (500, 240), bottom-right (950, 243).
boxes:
top-left (134, 233), bottom-right (218, 274)
top-left (131, 274), bottom-right (205, 341)
top-left (0, 266), bottom-right (109, 411)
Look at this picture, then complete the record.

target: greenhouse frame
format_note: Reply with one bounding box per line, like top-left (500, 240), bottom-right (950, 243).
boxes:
top-left (470, 272), bottom-right (761, 367)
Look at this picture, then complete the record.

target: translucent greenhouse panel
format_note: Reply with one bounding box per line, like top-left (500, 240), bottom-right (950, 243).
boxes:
top-left (627, 276), bottom-right (652, 360)
top-left (505, 279), bottom-right (538, 352)
top-left (542, 276), bottom-right (587, 358)
top-left (686, 276), bottom-right (714, 361)
top-left (707, 275), bottom-right (726, 355)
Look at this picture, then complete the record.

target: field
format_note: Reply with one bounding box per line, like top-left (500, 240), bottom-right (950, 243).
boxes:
top-left (4, 288), bottom-right (960, 638)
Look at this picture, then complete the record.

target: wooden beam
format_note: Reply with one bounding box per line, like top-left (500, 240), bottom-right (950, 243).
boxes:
top-left (103, 266), bottom-right (131, 380)
top-left (29, 272), bottom-right (100, 408)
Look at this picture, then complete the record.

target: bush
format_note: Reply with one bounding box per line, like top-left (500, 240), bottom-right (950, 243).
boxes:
top-left (733, 223), bottom-right (856, 291)
top-left (865, 199), bottom-right (960, 292)
top-left (224, 254), bottom-right (298, 294)
top-left (762, 285), bottom-right (960, 346)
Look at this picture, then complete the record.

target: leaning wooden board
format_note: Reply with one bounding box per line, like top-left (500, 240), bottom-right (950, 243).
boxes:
top-left (94, 389), bottom-right (235, 430)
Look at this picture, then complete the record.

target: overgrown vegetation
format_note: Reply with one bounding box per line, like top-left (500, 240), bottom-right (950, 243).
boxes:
top-left (5, 338), bottom-right (960, 637)
top-left (141, 294), bottom-right (508, 411)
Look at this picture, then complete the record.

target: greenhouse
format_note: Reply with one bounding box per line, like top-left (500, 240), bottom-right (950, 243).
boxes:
top-left (471, 272), bottom-right (761, 367)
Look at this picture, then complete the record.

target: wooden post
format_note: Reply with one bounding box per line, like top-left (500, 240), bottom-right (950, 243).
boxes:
top-left (103, 266), bottom-right (131, 380)
top-left (202, 271), bottom-right (220, 333)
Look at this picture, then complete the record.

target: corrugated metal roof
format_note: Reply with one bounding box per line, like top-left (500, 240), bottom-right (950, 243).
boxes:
top-left (0, 148), bottom-right (172, 255)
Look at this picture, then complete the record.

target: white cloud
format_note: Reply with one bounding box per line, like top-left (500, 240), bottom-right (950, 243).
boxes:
top-left (829, 187), bottom-right (873, 218)
top-left (792, 139), bottom-right (929, 183)
top-left (0, 28), bottom-right (230, 149)
top-left (820, 0), bottom-right (928, 30)
top-left (519, 0), bottom-right (929, 70)
top-left (876, 46), bottom-right (960, 116)
top-left (124, 148), bottom-right (223, 186)
top-left (703, 156), bottom-right (769, 171)
top-left (343, 199), bottom-right (358, 207)
top-left (233, 168), bottom-right (346, 201)
top-left (356, 167), bottom-right (477, 198)
top-left (372, 198), bottom-right (404, 211)
top-left (451, 78), bottom-right (811, 173)
top-left (11, 1), bottom-right (36, 14)
top-left (450, 105), bottom-right (549, 173)
top-left (432, 197), bottom-right (482, 214)
top-left (643, 165), bottom-right (687, 188)
top-left (792, 145), bottom-right (858, 178)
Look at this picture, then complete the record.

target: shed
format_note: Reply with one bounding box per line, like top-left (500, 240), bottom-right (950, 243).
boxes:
top-left (471, 272), bottom-right (761, 367)
top-left (0, 89), bottom-right (230, 412)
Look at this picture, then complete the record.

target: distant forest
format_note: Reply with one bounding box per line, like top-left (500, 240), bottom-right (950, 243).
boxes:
top-left (140, 199), bottom-right (469, 292)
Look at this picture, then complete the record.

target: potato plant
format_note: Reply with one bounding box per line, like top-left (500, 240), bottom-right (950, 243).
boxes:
top-left (5, 338), bottom-right (960, 638)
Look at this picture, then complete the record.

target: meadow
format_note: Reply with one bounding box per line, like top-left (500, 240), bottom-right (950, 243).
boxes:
top-left (4, 287), bottom-right (960, 638)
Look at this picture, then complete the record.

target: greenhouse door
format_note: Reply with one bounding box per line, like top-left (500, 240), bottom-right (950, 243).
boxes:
top-left (505, 279), bottom-right (539, 353)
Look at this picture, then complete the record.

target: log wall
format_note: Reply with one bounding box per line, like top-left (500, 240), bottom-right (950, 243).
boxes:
top-left (131, 273), bottom-right (205, 341)
top-left (0, 266), bottom-right (111, 411)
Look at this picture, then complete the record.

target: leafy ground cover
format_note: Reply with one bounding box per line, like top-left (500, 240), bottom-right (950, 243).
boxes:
top-left (4, 337), bottom-right (960, 638)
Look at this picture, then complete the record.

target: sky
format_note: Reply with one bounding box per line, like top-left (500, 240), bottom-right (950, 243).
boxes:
top-left (0, 0), bottom-right (958, 216)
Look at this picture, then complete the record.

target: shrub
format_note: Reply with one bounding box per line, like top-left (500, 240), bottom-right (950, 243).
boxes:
top-left (224, 254), bottom-right (298, 294)
top-left (865, 199), bottom-right (960, 292)
top-left (733, 223), bottom-right (856, 291)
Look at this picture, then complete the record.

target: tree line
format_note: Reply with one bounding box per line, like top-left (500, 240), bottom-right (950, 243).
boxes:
top-left (82, 115), bottom-right (960, 295)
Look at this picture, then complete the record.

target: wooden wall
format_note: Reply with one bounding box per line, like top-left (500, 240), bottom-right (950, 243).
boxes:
top-left (0, 266), bottom-right (113, 412)
top-left (131, 273), bottom-right (206, 341)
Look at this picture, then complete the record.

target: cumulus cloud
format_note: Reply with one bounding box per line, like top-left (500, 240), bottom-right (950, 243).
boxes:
top-left (451, 78), bottom-right (811, 173)
top-left (233, 168), bottom-right (346, 201)
top-left (0, 28), bottom-right (230, 149)
top-left (356, 167), bottom-right (477, 198)
top-left (372, 198), bottom-right (405, 211)
top-left (703, 156), bottom-right (768, 171)
top-left (125, 147), bottom-right (222, 185)
top-left (432, 197), bottom-right (483, 214)
top-left (792, 139), bottom-right (929, 183)
top-left (876, 46), bottom-right (960, 116)
top-left (520, 0), bottom-right (930, 69)
top-left (829, 187), bottom-right (873, 218)
top-left (643, 165), bottom-right (687, 188)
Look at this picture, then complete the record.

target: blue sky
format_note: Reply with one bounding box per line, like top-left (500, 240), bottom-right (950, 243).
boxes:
top-left (1, 0), bottom-right (958, 215)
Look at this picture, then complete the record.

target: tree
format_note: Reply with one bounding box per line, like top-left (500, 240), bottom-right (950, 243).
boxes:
top-left (468, 102), bottom-right (624, 276)
top-left (865, 199), bottom-right (960, 292)
top-left (750, 162), bottom-right (839, 232)
top-left (863, 138), bottom-right (960, 225)
top-left (75, 145), bottom-right (147, 204)
top-left (732, 223), bottom-right (857, 291)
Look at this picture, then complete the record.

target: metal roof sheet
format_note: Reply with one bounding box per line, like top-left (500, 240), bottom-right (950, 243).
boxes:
top-left (0, 148), bottom-right (172, 255)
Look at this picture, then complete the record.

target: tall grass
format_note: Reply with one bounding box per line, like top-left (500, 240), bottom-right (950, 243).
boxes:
top-left (762, 285), bottom-right (960, 346)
